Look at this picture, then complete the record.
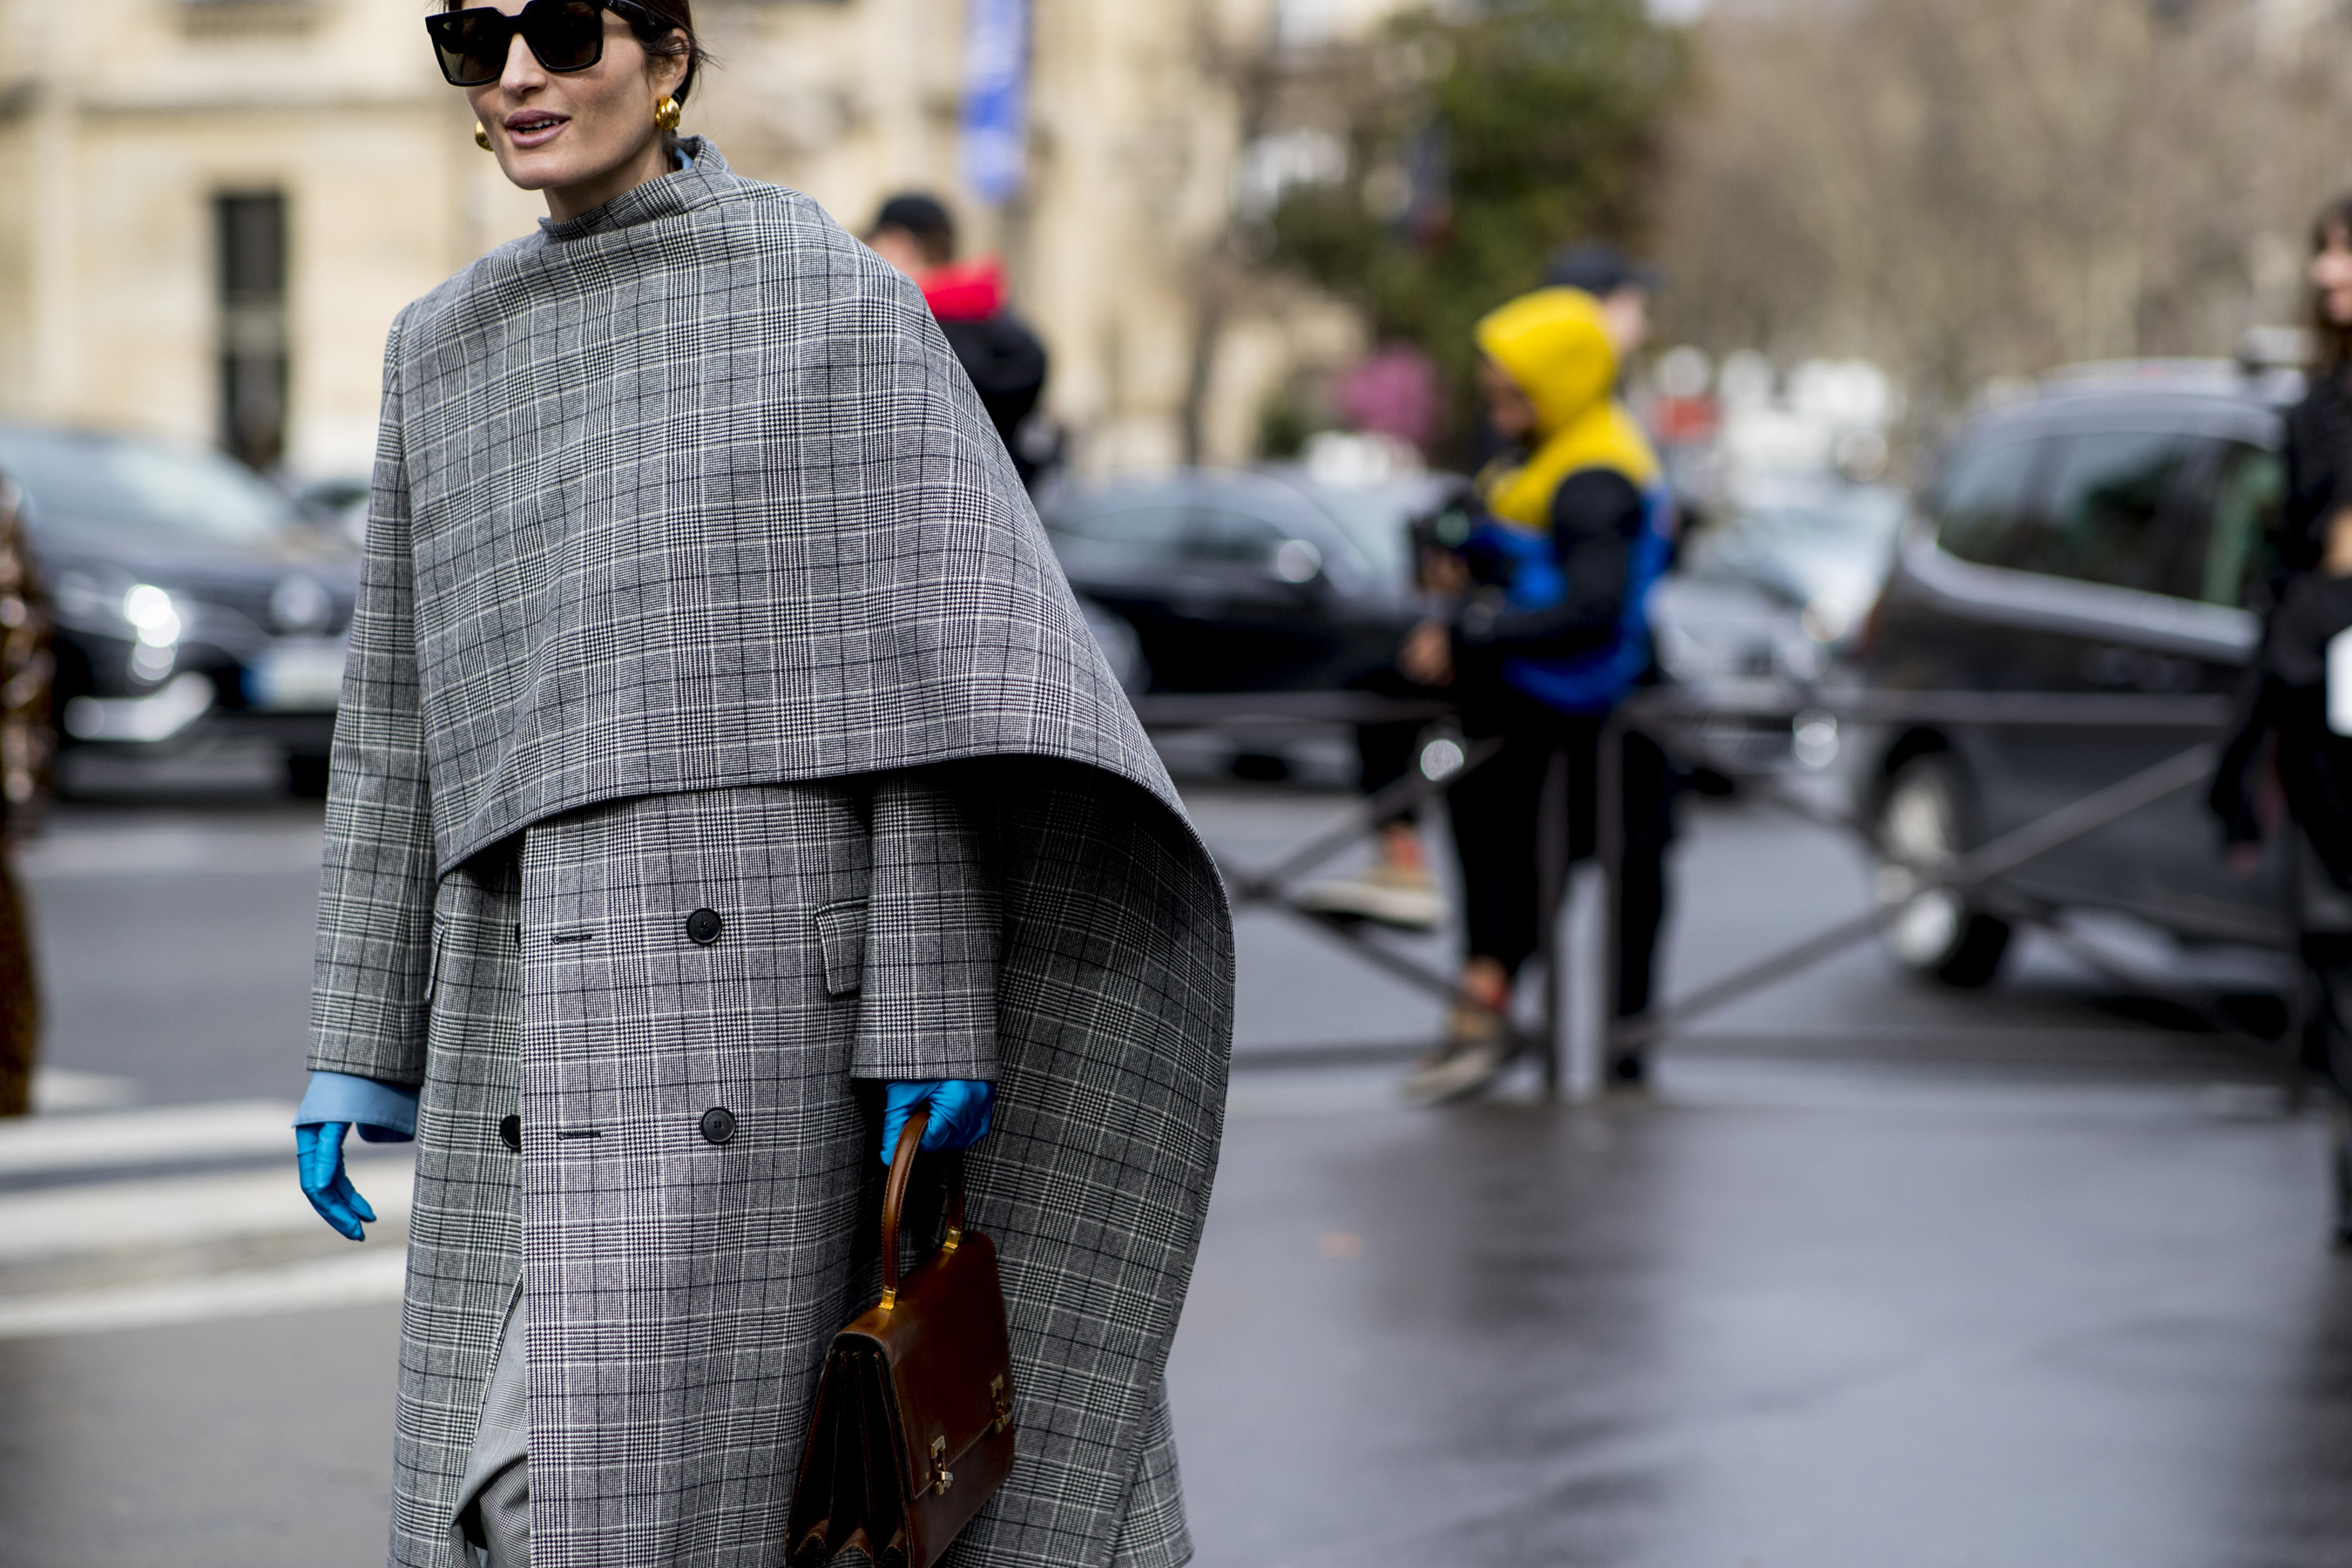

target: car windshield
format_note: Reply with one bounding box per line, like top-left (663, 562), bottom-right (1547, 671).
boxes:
top-left (1686, 483), bottom-right (1906, 612)
top-left (0, 426), bottom-right (301, 547)
top-left (1297, 482), bottom-right (1422, 583)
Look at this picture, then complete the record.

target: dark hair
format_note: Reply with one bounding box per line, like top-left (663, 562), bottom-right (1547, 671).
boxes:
top-left (2310, 191), bottom-right (2352, 371)
top-left (614, 0), bottom-right (709, 105)
top-left (441, 0), bottom-right (713, 105)
top-left (870, 193), bottom-right (956, 267)
top-left (1543, 242), bottom-right (1658, 300)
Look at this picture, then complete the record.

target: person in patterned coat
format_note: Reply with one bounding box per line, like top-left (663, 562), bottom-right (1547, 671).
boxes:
top-left (291, 5), bottom-right (1233, 1565)
top-left (0, 468), bottom-right (52, 1117)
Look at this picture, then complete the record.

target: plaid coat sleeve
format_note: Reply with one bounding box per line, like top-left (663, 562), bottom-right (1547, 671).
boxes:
top-left (853, 769), bottom-right (1000, 1081)
top-left (309, 314), bottom-right (440, 1086)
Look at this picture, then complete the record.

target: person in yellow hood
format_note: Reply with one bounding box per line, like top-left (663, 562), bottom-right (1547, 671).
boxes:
top-left (1400, 273), bottom-right (1677, 1102)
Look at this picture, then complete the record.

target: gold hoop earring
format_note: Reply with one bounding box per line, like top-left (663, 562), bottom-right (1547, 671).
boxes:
top-left (474, 121), bottom-right (493, 152)
top-left (654, 95), bottom-right (682, 134)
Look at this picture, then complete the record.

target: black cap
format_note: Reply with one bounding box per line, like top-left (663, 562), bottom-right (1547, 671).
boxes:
top-left (872, 193), bottom-right (955, 248)
top-left (1544, 242), bottom-right (1658, 298)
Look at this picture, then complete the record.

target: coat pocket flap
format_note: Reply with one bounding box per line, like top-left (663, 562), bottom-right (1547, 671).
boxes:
top-left (814, 899), bottom-right (866, 998)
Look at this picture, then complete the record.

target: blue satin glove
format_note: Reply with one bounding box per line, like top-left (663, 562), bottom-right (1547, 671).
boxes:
top-left (296, 1121), bottom-right (379, 1240)
top-left (880, 1079), bottom-right (994, 1165)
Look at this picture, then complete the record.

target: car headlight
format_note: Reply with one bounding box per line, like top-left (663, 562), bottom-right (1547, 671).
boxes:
top-left (122, 585), bottom-right (181, 647)
top-left (1800, 597), bottom-right (1851, 644)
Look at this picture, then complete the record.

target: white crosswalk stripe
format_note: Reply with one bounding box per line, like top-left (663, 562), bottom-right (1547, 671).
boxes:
top-left (0, 1251), bottom-right (407, 1339)
top-left (0, 1154), bottom-right (416, 1263)
top-left (0, 1098), bottom-right (300, 1176)
top-left (0, 1099), bottom-right (415, 1335)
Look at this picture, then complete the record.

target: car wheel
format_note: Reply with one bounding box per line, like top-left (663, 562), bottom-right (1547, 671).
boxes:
top-left (1874, 754), bottom-right (2011, 989)
top-left (285, 751), bottom-right (332, 801)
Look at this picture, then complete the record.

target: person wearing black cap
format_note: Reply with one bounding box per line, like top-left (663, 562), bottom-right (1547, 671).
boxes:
top-left (1545, 241), bottom-right (1658, 365)
top-left (867, 193), bottom-right (1055, 488)
top-left (1401, 258), bottom-right (1677, 1103)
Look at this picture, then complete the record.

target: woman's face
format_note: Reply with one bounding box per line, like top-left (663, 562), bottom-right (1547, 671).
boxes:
top-left (1477, 356), bottom-right (1538, 443)
top-left (465, 3), bottom-right (689, 221)
top-left (2313, 226), bottom-right (2352, 329)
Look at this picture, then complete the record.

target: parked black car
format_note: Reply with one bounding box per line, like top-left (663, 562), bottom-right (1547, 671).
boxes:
top-left (0, 423), bottom-right (360, 797)
top-left (1856, 362), bottom-right (2294, 985)
top-left (1037, 467), bottom-right (1463, 693)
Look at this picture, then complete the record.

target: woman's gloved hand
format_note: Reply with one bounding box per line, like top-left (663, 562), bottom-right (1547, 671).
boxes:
top-left (880, 1079), bottom-right (994, 1165)
top-left (297, 1121), bottom-right (379, 1240)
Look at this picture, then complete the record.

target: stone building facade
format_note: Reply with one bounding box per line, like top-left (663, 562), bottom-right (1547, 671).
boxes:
top-left (0, 0), bottom-right (1368, 482)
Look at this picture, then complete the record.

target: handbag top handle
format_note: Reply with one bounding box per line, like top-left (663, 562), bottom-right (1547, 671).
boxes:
top-left (878, 1107), bottom-right (969, 1312)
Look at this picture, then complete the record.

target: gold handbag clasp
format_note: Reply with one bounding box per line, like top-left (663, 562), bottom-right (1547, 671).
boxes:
top-left (929, 1435), bottom-right (954, 1495)
top-left (990, 1374), bottom-right (1013, 1435)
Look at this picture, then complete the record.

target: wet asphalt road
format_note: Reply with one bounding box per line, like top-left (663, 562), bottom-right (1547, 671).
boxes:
top-left (3, 760), bottom-right (2348, 1566)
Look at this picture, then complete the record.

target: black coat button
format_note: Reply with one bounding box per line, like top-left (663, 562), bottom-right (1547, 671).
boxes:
top-left (498, 1113), bottom-right (521, 1152)
top-left (686, 908), bottom-right (723, 945)
top-left (700, 1106), bottom-right (737, 1146)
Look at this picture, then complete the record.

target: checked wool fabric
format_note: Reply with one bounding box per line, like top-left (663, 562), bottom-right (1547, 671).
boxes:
top-left (311, 141), bottom-right (1232, 1568)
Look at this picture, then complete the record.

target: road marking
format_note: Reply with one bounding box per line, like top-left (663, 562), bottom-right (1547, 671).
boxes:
top-left (0, 1153), bottom-right (414, 1262)
top-left (16, 824), bottom-right (321, 879)
top-left (26, 1068), bottom-right (138, 1113)
top-left (0, 1099), bottom-right (300, 1176)
top-left (0, 1250), bottom-right (406, 1339)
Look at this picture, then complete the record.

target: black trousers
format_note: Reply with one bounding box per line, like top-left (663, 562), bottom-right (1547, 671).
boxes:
top-left (1446, 687), bottom-right (1673, 1017)
top-left (1350, 666), bottom-right (1438, 829)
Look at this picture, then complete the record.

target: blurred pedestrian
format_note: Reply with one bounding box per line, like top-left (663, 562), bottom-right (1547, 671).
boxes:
top-left (865, 192), bottom-right (1056, 488)
top-left (294, 6), bottom-right (1231, 1566)
top-left (1400, 276), bottom-right (1676, 1103)
top-left (0, 470), bottom-right (51, 1118)
top-left (2210, 190), bottom-right (2352, 1240)
top-left (1299, 481), bottom-right (1474, 935)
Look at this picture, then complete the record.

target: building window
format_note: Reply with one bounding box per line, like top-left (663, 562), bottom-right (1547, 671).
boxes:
top-left (216, 191), bottom-right (287, 471)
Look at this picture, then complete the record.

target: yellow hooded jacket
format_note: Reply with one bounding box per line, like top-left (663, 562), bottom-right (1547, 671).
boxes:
top-left (1474, 287), bottom-right (1660, 525)
top-left (1464, 286), bottom-right (1671, 713)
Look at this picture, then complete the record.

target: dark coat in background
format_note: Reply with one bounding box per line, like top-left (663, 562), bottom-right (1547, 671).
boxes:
top-left (940, 316), bottom-right (1046, 476)
top-left (313, 141), bottom-right (1233, 1568)
top-left (2212, 364), bottom-right (2352, 886)
top-left (0, 471), bottom-right (51, 1117)
top-left (922, 260), bottom-right (1051, 488)
top-left (2281, 365), bottom-right (2352, 575)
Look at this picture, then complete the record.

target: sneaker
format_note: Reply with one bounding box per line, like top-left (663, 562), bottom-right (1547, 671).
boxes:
top-left (1402, 1004), bottom-right (1516, 1104)
top-left (1298, 862), bottom-right (1447, 931)
top-left (1404, 1004), bottom-right (1497, 1071)
top-left (1402, 1037), bottom-right (1517, 1105)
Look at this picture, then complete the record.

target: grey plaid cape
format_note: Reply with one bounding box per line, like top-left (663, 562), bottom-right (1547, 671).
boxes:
top-left (310, 139), bottom-right (1233, 1568)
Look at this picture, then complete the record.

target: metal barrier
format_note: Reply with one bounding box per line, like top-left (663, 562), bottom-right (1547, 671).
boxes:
top-left (1136, 685), bottom-right (2283, 1102)
top-left (1133, 690), bottom-right (1545, 1084)
top-left (1598, 687), bottom-right (2274, 1092)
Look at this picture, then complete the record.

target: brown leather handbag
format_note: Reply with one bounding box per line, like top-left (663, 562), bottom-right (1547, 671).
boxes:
top-left (787, 1107), bottom-right (1017, 1568)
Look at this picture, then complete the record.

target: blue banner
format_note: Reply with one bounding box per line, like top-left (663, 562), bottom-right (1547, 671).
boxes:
top-left (961, 0), bottom-right (1030, 205)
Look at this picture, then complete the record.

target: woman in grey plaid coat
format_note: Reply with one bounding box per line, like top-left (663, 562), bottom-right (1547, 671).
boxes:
top-left (292, 6), bottom-right (1233, 1566)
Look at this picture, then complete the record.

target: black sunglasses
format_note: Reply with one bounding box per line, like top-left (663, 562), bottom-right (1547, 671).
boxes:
top-left (425, 0), bottom-right (653, 88)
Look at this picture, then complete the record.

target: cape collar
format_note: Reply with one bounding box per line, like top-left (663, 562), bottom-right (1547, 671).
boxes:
top-left (539, 136), bottom-right (729, 243)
